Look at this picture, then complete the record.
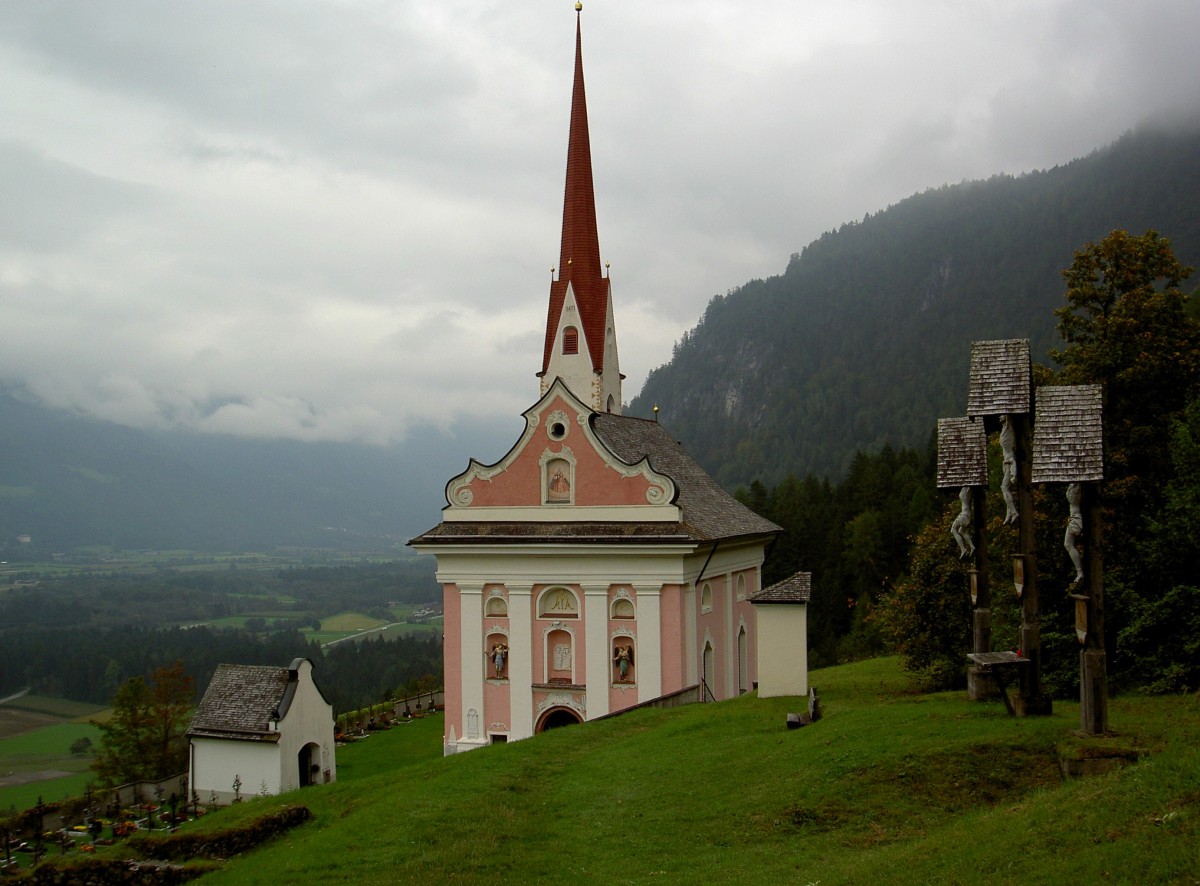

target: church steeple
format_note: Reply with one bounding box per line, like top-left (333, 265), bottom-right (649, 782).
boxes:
top-left (539, 4), bottom-right (622, 414)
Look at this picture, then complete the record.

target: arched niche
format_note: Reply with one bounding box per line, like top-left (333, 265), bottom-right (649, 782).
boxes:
top-left (545, 628), bottom-right (574, 683)
top-left (485, 594), bottom-right (508, 618)
top-left (485, 631), bottom-right (509, 680)
top-left (538, 586), bottom-right (579, 619)
top-left (612, 635), bottom-right (636, 685)
top-left (701, 582), bottom-right (714, 614)
top-left (611, 597), bottom-right (635, 620)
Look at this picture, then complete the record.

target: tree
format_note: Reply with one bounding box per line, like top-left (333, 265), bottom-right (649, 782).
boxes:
top-left (872, 503), bottom-right (972, 690)
top-left (1051, 230), bottom-right (1200, 539)
top-left (92, 660), bottom-right (194, 786)
top-left (1046, 230), bottom-right (1200, 690)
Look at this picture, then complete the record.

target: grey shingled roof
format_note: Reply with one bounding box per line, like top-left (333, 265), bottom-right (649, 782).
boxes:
top-left (967, 339), bottom-right (1031, 417)
top-left (936, 417), bottom-right (988, 489)
top-left (188, 664), bottom-right (293, 742)
top-left (1031, 385), bottom-right (1104, 483)
top-left (749, 571), bottom-right (812, 604)
top-left (590, 413), bottom-right (781, 541)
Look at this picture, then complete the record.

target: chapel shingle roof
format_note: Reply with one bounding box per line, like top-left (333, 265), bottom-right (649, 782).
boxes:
top-left (590, 413), bottom-right (781, 541)
top-left (188, 663), bottom-right (298, 742)
top-left (749, 571), bottom-right (812, 604)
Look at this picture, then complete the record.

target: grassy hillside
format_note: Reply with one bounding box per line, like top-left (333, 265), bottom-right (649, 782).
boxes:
top-left (193, 658), bottom-right (1198, 884)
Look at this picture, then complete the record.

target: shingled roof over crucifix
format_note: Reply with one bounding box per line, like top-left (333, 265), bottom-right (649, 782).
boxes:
top-left (1031, 385), bottom-right (1104, 483)
top-left (936, 417), bottom-right (988, 489)
top-left (967, 339), bottom-right (1031, 417)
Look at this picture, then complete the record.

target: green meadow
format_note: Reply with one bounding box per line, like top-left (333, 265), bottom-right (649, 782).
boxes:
top-left (0, 696), bottom-right (108, 813)
top-left (182, 658), bottom-right (1198, 884)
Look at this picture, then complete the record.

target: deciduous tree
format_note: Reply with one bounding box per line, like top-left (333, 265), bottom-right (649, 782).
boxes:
top-left (92, 660), bottom-right (194, 786)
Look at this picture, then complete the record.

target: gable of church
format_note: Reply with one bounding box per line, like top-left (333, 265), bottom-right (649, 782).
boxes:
top-left (443, 379), bottom-right (676, 520)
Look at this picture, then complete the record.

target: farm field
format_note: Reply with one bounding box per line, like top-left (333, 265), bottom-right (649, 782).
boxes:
top-left (0, 701), bottom-right (106, 813)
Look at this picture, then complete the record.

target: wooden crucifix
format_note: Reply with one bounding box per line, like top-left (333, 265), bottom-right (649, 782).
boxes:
top-left (967, 339), bottom-right (1052, 716)
top-left (1033, 384), bottom-right (1107, 735)
top-left (936, 416), bottom-right (991, 700)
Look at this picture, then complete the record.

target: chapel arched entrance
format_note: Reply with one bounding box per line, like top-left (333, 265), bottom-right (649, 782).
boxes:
top-left (535, 707), bottom-right (584, 733)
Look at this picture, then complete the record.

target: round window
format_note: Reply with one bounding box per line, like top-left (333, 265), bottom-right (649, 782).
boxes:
top-left (549, 422), bottom-right (567, 440)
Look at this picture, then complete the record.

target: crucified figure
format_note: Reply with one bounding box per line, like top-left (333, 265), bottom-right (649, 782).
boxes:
top-left (1065, 483), bottom-right (1084, 585)
top-left (950, 486), bottom-right (975, 559)
top-left (999, 415), bottom-right (1018, 524)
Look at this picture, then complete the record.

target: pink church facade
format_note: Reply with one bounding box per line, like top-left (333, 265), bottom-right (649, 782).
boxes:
top-left (410, 9), bottom-right (780, 754)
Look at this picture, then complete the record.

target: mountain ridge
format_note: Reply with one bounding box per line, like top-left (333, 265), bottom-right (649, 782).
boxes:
top-left (630, 122), bottom-right (1200, 485)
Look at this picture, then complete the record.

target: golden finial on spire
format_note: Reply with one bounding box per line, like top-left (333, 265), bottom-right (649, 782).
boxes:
top-left (575, 2), bottom-right (583, 11)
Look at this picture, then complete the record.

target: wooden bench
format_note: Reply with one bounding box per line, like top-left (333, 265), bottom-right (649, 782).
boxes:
top-left (967, 651), bottom-right (1029, 715)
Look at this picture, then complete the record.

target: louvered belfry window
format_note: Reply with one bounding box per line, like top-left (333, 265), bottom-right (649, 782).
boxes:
top-left (563, 326), bottom-right (579, 355)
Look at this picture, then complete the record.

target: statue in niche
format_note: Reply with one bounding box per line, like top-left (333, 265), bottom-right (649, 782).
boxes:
top-left (490, 641), bottom-right (508, 678)
top-left (613, 644), bottom-right (633, 682)
top-left (546, 458), bottom-right (571, 503)
top-left (1064, 483), bottom-right (1084, 585)
top-left (950, 486), bottom-right (975, 559)
top-left (999, 415), bottom-right (1019, 524)
top-left (554, 643), bottom-right (572, 671)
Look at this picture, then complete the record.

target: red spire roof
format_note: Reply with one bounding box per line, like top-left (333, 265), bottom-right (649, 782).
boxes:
top-left (542, 10), bottom-right (611, 376)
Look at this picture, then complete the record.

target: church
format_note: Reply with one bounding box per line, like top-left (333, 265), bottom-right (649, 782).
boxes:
top-left (410, 7), bottom-right (796, 755)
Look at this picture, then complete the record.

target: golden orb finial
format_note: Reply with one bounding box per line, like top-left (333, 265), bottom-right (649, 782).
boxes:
top-left (575, 2), bottom-right (583, 11)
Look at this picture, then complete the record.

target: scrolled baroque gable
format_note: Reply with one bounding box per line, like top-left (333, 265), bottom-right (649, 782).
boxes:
top-left (440, 379), bottom-right (678, 520)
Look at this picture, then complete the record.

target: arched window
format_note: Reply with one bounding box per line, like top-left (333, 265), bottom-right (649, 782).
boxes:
top-left (701, 583), bottom-right (713, 614)
top-left (562, 326), bottom-right (579, 355)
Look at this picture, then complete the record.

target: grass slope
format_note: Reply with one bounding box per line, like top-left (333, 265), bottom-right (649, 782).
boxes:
top-left (196, 658), bottom-right (1200, 884)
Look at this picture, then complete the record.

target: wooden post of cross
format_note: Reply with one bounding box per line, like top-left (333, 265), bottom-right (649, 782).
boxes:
top-left (965, 339), bottom-right (1051, 714)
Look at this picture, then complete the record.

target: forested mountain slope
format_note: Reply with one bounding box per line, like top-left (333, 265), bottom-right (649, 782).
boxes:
top-left (630, 123), bottom-right (1200, 486)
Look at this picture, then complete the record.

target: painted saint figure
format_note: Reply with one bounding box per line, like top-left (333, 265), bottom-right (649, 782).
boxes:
top-left (999, 415), bottom-right (1019, 524)
top-left (1064, 483), bottom-right (1084, 585)
top-left (950, 486), bottom-right (975, 559)
top-left (613, 644), bottom-right (633, 682)
top-left (546, 460), bottom-right (571, 503)
top-left (490, 641), bottom-right (508, 678)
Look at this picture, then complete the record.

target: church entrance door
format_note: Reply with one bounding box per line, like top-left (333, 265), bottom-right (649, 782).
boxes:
top-left (535, 707), bottom-right (583, 733)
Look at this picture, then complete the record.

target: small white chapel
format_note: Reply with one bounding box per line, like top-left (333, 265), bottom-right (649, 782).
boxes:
top-left (411, 5), bottom-right (807, 755)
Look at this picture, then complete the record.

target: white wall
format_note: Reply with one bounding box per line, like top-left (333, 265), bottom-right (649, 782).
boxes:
top-left (754, 604), bottom-right (808, 698)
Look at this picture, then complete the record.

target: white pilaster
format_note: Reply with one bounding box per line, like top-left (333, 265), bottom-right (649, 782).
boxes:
top-left (637, 587), bottom-right (663, 700)
top-left (584, 585), bottom-right (610, 718)
top-left (509, 587), bottom-right (534, 740)
top-left (459, 585), bottom-right (486, 750)
top-left (683, 584), bottom-right (697, 687)
top-left (724, 572), bottom-right (735, 698)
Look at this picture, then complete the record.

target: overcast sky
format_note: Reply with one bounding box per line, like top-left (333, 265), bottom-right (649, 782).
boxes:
top-left (2, 0), bottom-right (1198, 446)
